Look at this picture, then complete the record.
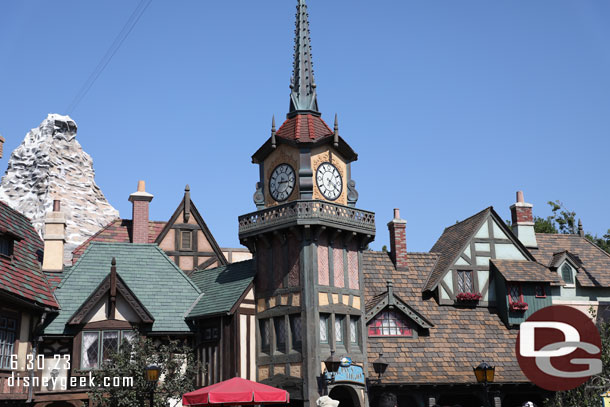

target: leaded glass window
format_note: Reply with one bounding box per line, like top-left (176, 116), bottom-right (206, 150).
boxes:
top-left (82, 332), bottom-right (100, 369)
top-left (290, 315), bottom-right (302, 350)
top-left (335, 316), bottom-right (344, 343)
top-left (274, 318), bottom-right (286, 353)
top-left (259, 319), bottom-right (270, 353)
top-left (561, 263), bottom-right (574, 284)
top-left (457, 270), bottom-right (474, 293)
top-left (0, 236), bottom-right (12, 257)
top-left (0, 315), bottom-right (17, 369)
top-left (350, 318), bottom-right (359, 344)
top-left (535, 284), bottom-right (546, 298)
top-left (509, 285), bottom-right (521, 304)
top-left (319, 315), bottom-right (329, 343)
top-left (102, 331), bottom-right (119, 362)
top-left (368, 310), bottom-right (413, 337)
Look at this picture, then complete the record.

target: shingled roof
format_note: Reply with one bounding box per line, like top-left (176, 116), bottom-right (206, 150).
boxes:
top-left (187, 260), bottom-right (255, 318)
top-left (0, 201), bottom-right (58, 308)
top-left (424, 208), bottom-right (490, 291)
top-left (491, 259), bottom-right (561, 284)
top-left (364, 251), bottom-right (527, 384)
top-left (531, 234), bottom-right (610, 287)
top-left (71, 219), bottom-right (166, 264)
top-left (45, 242), bottom-right (200, 334)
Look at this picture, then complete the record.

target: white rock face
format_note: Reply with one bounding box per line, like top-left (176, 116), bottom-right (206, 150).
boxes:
top-left (0, 114), bottom-right (119, 262)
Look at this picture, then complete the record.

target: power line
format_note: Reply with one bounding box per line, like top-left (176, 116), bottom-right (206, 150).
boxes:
top-left (66, 0), bottom-right (152, 115)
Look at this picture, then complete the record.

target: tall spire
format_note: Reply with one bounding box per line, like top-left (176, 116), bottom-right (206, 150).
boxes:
top-left (289, 0), bottom-right (319, 116)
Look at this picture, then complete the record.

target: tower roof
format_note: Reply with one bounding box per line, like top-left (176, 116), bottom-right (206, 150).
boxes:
top-left (289, 0), bottom-right (319, 116)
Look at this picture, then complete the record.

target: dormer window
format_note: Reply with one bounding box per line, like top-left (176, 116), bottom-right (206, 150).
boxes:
top-left (368, 310), bottom-right (413, 337)
top-left (0, 235), bottom-right (13, 257)
top-left (561, 263), bottom-right (574, 285)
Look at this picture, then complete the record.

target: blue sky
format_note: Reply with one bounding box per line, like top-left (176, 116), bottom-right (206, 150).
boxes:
top-left (1, 1), bottom-right (609, 251)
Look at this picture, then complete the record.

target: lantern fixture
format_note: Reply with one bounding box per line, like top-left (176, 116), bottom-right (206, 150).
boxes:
top-left (372, 353), bottom-right (389, 380)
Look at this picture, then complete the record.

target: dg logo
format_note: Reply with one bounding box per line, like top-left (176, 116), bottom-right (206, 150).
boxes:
top-left (516, 305), bottom-right (602, 391)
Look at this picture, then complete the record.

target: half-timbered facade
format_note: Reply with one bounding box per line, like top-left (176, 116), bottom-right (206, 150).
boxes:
top-left (0, 201), bottom-right (59, 405)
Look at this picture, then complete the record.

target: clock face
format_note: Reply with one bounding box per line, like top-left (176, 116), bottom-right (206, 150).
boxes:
top-left (316, 162), bottom-right (342, 201)
top-left (269, 164), bottom-right (296, 202)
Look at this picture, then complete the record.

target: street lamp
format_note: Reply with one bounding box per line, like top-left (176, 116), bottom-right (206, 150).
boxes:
top-left (372, 353), bottom-right (389, 381)
top-left (324, 350), bottom-right (342, 382)
top-left (145, 364), bottom-right (160, 407)
top-left (473, 361), bottom-right (495, 407)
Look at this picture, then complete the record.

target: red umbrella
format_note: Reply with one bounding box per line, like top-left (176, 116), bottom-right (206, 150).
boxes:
top-left (182, 377), bottom-right (289, 406)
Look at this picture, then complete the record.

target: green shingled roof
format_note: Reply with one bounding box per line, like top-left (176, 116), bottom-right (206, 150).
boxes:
top-left (44, 242), bottom-right (201, 334)
top-left (187, 260), bottom-right (255, 318)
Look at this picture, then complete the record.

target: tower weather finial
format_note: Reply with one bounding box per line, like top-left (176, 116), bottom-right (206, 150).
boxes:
top-left (289, 0), bottom-right (319, 117)
top-left (271, 115), bottom-right (277, 149)
top-left (333, 113), bottom-right (339, 148)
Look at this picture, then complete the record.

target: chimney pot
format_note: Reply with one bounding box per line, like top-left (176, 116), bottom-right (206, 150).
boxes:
top-left (129, 180), bottom-right (154, 244)
top-left (42, 201), bottom-right (66, 272)
top-left (387, 208), bottom-right (408, 270)
top-left (510, 190), bottom-right (537, 248)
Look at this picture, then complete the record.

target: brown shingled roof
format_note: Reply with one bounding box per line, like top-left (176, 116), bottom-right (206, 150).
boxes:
top-left (490, 259), bottom-right (561, 284)
top-left (424, 208), bottom-right (490, 291)
top-left (364, 251), bottom-right (527, 384)
top-left (71, 219), bottom-right (166, 264)
top-left (531, 234), bottom-right (610, 287)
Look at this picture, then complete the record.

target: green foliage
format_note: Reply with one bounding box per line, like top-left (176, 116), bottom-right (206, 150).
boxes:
top-left (586, 231), bottom-right (610, 255)
top-left (544, 308), bottom-right (610, 407)
top-left (534, 200), bottom-right (575, 235)
top-left (88, 333), bottom-right (198, 407)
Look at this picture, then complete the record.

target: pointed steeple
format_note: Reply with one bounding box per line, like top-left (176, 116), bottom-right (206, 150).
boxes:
top-left (289, 0), bottom-right (319, 116)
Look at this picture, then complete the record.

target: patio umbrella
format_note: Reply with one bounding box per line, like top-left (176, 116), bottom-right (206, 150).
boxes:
top-left (182, 377), bottom-right (289, 406)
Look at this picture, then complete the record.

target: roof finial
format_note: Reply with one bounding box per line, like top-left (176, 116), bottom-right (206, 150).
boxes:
top-left (184, 184), bottom-right (191, 222)
top-left (578, 219), bottom-right (584, 237)
top-left (333, 113), bottom-right (339, 148)
top-left (288, 0), bottom-right (320, 117)
top-left (271, 115), bottom-right (277, 149)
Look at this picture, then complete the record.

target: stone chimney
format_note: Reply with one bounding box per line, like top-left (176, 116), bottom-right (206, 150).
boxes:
top-left (387, 208), bottom-right (408, 270)
top-left (128, 180), bottom-right (153, 244)
top-left (510, 191), bottom-right (537, 248)
top-left (42, 200), bottom-right (66, 272)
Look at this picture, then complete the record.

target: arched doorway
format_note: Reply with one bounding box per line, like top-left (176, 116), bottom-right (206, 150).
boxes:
top-left (329, 385), bottom-right (360, 407)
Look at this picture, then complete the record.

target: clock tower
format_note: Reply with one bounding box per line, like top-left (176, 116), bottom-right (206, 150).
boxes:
top-left (239, 1), bottom-right (375, 406)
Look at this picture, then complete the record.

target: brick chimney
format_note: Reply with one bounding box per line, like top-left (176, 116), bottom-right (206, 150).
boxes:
top-left (510, 190), bottom-right (537, 248)
top-left (128, 180), bottom-right (153, 244)
top-left (0, 134), bottom-right (5, 159)
top-left (42, 200), bottom-right (66, 272)
top-left (387, 208), bottom-right (408, 270)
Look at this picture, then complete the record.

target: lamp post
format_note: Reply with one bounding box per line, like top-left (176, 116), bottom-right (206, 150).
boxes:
top-left (145, 364), bottom-right (160, 407)
top-left (473, 361), bottom-right (495, 407)
top-left (372, 353), bottom-right (389, 381)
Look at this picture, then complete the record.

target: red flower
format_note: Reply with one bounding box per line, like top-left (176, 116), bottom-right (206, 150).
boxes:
top-left (509, 301), bottom-right (528, 311)
top-left (456, 292), bottom-right (482, 301)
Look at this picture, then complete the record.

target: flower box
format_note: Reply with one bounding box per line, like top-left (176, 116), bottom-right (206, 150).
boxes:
top-left (509, 301), bottom-right (528, 311)
top-left (455, 292), bottom-right (482, 302)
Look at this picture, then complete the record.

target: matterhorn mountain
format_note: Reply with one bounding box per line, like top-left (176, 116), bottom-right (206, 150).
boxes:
top-left (0, 114), bottom-right (119, 262)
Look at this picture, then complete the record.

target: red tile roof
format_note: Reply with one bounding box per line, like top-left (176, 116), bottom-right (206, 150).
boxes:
top-left (0, 201), bottom-right (58, 308)
top-left (275, 114), bottom-right (333, 142)
top-left (71, 219), bottom-right (166, 264)
top-left (364, 251), bottom-right (527, 384)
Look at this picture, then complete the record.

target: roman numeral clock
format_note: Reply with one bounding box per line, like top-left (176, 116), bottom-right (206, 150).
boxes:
top-left (237, 1), bottom-right (376, 406)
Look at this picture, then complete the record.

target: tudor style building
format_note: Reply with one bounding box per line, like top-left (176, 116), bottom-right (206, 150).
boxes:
top-left (0, 201), bottom-right (60, 404)
top-left (238, 1), bottom-right (374, 406)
